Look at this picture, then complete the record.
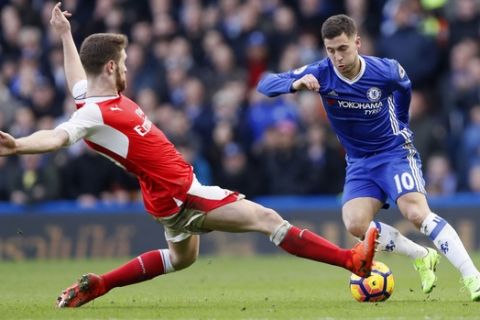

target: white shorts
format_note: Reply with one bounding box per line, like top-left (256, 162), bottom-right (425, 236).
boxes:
top-left (154, 177), bottom-right (244, 243)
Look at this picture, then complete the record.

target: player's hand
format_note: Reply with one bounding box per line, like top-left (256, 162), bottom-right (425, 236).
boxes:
top-left (50, 2), bottom-right (72, 36)
top-left (0, 131), bottom-right (17, 156)
top-left (292, 74), bottom-right (320, 92)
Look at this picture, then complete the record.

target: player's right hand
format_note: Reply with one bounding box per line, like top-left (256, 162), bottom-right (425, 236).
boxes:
top-left (292, 74), bottom-right (320, 92)
top-left (0, 131), bottom-right (17, 156)
top-left (50, 2), bottom-right (72, 35)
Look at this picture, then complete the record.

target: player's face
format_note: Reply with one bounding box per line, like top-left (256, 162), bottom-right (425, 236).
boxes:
top-left (324, 32), bottom-right (361, 78)
top-left (115, 49), bottom-right (128, 92)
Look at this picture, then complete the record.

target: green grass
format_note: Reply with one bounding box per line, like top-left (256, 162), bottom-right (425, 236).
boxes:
top-left (1, 253), bottom-right (480, 319)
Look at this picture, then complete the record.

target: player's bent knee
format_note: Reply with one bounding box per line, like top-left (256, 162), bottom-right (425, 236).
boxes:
top-left (169, 238), bottom-right (199, 271)
top-left (342, 211), bottom-right (370, 238)
top-left (346, 223), bottom-right (369, 238)
top-left (343, 218), bottom-right (369, 238)
top-left (401, 206), bottom-right (428, 227)
top-left (255, 206), bottom-right (284, 234)
top-left (170, 250), bottom-right (198, 271)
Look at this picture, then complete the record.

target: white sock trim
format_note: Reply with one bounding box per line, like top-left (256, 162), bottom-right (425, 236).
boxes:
top-left (159, 249), bottom-right (175, 273)
top-left (270, 220), bottom-right (291, 246)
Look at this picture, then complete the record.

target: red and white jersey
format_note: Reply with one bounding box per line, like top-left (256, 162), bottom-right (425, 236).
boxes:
top-left (56, 80), bottom-right (193, 217)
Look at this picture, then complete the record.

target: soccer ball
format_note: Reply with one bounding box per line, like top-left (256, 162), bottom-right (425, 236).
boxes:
top-left (349, 261), bottom-right (394, 302)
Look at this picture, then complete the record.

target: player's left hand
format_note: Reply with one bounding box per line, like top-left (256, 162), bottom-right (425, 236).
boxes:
top-left (0, 131), bottom-right (17, 156)
top-left (50, 2), bottom-right (72, 36)
top-left (292, 74), bottom-right (320, 92)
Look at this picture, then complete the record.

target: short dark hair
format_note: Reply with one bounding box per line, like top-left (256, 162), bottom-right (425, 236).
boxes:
top-left (79, 33), bottom-right (128, 75)
top-left (321, 14), bottom-right (357, 40)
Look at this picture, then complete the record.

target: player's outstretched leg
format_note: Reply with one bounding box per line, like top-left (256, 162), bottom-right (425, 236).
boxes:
top-left (57, 249), bottom-right (175, 308)
top-left (271, 221), bottom-right (378, 277)
top-left (371, 221), bottom-right (440, 293)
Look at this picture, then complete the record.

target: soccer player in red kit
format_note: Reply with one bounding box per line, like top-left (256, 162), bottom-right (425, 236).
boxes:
top-left (0, 3), bottom-right (378, 308)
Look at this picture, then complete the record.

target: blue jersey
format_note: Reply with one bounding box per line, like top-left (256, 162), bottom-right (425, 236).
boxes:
top-left (257, 55), bottom-right (413, 159)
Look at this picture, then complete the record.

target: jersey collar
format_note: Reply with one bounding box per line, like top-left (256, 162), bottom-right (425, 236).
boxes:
top-left (82, 95), bottom-right (120, 104)
top-left (332, 55), bottom-right (366, 85)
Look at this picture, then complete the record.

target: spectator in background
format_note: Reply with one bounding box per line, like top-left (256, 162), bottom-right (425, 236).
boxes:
top-left (10, 57), bottom-right (47, 103)
top-left (468, 163), bottom-right (480, 193)
top-left (461, 105), bottom-right (480, 189)
top-left (7, 154), bottom-right (60, 205)
top-left (125, 42), bottom-right (162, 98)
top-left (463, 56), bottom-right (480, 111)
top-left (203, 43), bottom-right (245, 94)
top-left (206, 120), bottom-right (235, 170)
top-left (104, 5), bottom-right (126, 34)
top-left (47, 46), bottom-right (68, 92)
top-left (441, 39), bottom-right (479, 116)
top-left (297, 32), bottom-right (324, 65)
top-left (162, 108), bottom-right (201, 152)
top-left (136, 87), bottom-right (159, 120)
top-left (0, 58), bottom-right (18, 90)
top-left (179, 2), bottom-right (205, 65)
top-left (0, 157), bottom-right (16, 201)
top-left (215, 142), bottom-right (262, 197)
top-left (175, 138), bottom-right (212, 186)
top-left (448, 0), bottom-right (480, 47)
top-left (245, 31), bottom-right (269, 89)
top-left (277, 42), bottom-right (302, 72)
top-left (182, 77), bottom-right (214, 146)
top-left (0, 74), bottom-right (18, 128)
top-left (377, 0), bottom-right (440, 89)
top-left (295, 91), bottom-right (327, 128)
top-left (268, 5), bottom-right (298, 66)
top-left (10, 107), bottom-right (36, 138)
top-left (296, 0), bottom-right (341, 39)
top-left (408, 90), bottom-right (446, 166)
top-left (425, 153), bottom-right (457, 196)
top-left (305, 124), bottom-right (345, 194)
top-left (259, 120), bottom-right (310, 195)
top-left (247, 91), bottom-right (299, 146)
top-left (275, 32), bottom-right (325, 74)
top-left (30, 80), bottom-right (63, 118)
top-left (61, 146), bottom-right (138, 207)
top-left (0, 5), bottom-right (22, 59)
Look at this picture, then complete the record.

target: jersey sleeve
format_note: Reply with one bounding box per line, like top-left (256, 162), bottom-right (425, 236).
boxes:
top-left (256, 63), bottom-right (320, 97)
top-left (389, 60), bottom-right (412, 124)
top-left (72, 79), bottom-right (88, 102)
top-left (55, 103), bottom-right (102, 145)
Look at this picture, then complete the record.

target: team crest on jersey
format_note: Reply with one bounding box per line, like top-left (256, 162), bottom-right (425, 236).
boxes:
top-left (366, 87), bottom-right (382, 102)
top-left (293, 65), bottom-right (307, 75)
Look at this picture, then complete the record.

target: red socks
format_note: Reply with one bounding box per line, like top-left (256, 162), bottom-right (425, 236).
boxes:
top-left (99, 228), bottom-right (353, 292)
top-left (279, 225), bottom-right (351, 269)
top-left (101, 250), bottom-right (168, 291)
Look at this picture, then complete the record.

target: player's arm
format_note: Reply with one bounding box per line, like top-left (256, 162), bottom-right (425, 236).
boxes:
top-left (257, 64), bottom-right (320, 97)
top-left (0, 129), bottom-right (69, 156)
top-left (391, 61), bottom-right (412, 124)
top-left (50, 2), bottom-right (87, 96)
top-left (0, 103), bottom-right (101, 157)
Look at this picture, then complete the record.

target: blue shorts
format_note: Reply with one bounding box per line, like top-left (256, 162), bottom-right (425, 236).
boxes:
top-left (342, 144), bottom-right (426, 206)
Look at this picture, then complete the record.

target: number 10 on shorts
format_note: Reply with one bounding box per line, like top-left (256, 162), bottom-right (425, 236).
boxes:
top-left (393, 172), bottom-right (415, 193)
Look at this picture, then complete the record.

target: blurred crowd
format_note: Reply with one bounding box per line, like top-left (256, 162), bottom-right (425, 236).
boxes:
top-left (0, 0), bottom-right (479, 206)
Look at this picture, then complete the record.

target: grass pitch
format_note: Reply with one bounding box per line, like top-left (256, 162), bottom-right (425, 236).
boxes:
top-left (1, 253), bottom-right (480, 319)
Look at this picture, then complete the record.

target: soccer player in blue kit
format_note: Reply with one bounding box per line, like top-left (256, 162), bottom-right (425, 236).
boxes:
top-left (257, 14), bottom-right (480, 301)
